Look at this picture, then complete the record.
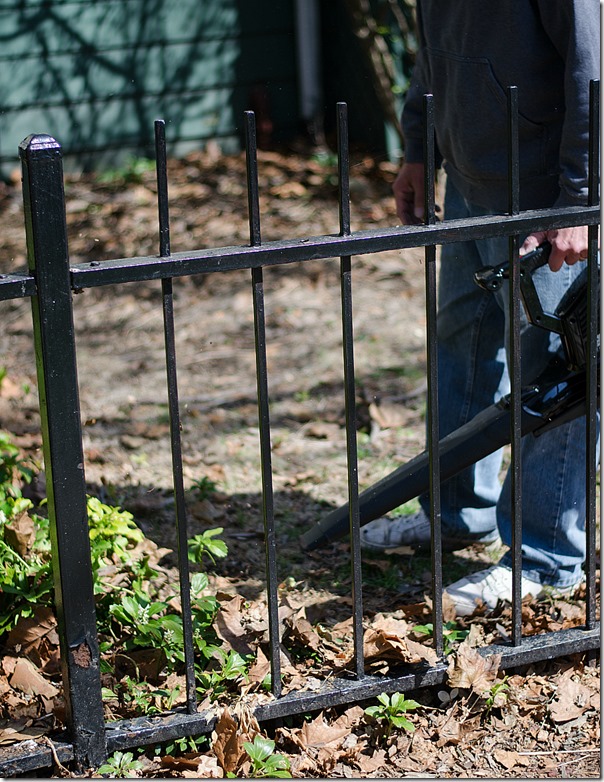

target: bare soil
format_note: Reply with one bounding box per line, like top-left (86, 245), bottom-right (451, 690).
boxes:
top-left (0, 144), bottom-right (599, 778)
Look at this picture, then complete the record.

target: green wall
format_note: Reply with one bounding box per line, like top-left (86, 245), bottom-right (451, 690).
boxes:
top-left (0, 0), bottom-right (300, 172)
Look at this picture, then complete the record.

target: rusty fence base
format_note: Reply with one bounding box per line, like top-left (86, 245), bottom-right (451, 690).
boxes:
top-left (1, 625), bottom-right (599, 776)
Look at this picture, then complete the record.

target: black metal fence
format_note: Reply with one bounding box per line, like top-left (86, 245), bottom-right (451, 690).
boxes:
top-left (0, 82), bottom-right (600, 775)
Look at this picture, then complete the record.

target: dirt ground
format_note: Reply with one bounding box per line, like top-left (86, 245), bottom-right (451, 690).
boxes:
top-left (0, 143), bottom-right (599, 778)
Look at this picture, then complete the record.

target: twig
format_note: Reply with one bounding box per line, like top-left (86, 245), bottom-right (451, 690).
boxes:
top-left (518, 748), bottom-right (600, 756)
top-left (41, 736), bottom-right (73, 777)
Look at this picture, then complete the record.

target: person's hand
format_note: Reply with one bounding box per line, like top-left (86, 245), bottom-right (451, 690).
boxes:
top-left (393, 162), bottom-right (426, 225)
top-left (520, 226), bottom-right (589, 272)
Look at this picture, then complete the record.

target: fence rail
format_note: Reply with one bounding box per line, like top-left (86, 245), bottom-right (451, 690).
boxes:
top-left (0, 81), bottom-right (600, 774)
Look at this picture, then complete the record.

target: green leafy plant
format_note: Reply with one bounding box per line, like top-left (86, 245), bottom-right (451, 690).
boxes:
top-left (188, 527), bottom-right (228, 565)
top-left (0, 495), bottom-right (53, 634)
top-left (485, 675), bottom-right (510, 712)
top-left (104, 677), bottom-right (181, 716)
top-left (0, 431), bottom-right (35, 499)
top-left (97, 750), bottom-right (144, 778)
top-left (160, 733), bottom-right (208, 756)
top-left (242, 735), bottom-right (291, 778)
top-left (109, 593), bottom-right (184, 664)
top-left (0, 433), bottom-right (241, 715)
top-left (191, 475), bottom-right (218, 500)
top-left (414, 621), bottom-right (469, 655)
top-left (196, 648), bottom-right (250, 699)
top-left (97, 156), bottom-right (155, 185)
top-left (365, 692), bottom-right (420, 739)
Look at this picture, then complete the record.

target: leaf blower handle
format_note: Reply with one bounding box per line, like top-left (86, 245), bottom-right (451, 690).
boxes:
top-left (473, 241), bottom-right (552, 292)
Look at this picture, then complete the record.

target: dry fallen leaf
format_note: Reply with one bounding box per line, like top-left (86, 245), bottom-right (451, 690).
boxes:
top-left (295, 712), bottom-right (351, 749)
top-left (9, 658), bottom-right (59, 699)
top-left (4, 510), bottom-right (36, 556)
top-left (363, 623), bottom-right (438, 667)
top-left (446, 642), bottom-right (501, 695)
top-left (548, 675), bottom-right (593, 723)
top-left (213, 595), bottom-right (256, 656)
top-left (6, 607), bottom-right (60, 672)
top-left (212, 709), bottom-right (248, 774)
top-left (0, 718), bottom-right (50, 746)
top-left (356, 748), bottom-right (387, 774)
top-left (493, 747), bottom-right (530, 769)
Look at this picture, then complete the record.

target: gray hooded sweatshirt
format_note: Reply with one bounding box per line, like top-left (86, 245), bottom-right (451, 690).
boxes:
top-left (402, 0), bottom-right (600, 211)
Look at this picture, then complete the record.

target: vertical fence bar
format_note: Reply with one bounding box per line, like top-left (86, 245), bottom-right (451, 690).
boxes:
top-left (585, 79), bottom-right (599, 631)
top-left (336, 102), bottom-right (365, 678)
top-left (506, 87), bottom-right (523, 646)
top-left (244, 111), bottom-right (282, 697)
top-left (19, 134), bottom-right (106, 767)
top-left (422, 94), bottom-right (443, 657)
top-left (155, 120), bottom-right (197, 713)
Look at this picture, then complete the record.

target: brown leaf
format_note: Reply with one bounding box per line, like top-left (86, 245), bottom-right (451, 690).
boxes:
top-left (4, 511), bottom-right (36, 557)
top-left (195, 755), bottom-right (224, 777)
top-left (549, 676), bottom-right (592, 723)
top-left (368, 401), bottom-right (411, 429)
top-left (285, 611), bottom-right (323, 654)
top-left (446, 642), bottom-right (501, 695)
top-left (435, 714), bottom-right (461, 747)
top-left (241, 647), bottom-right (271, 693)
top-left (6, 607), bottom-right (60, 672)
top-left (296, 712), bottom-right (351, 749)
top-left (161, 752), bottom-right (223, 777)
top-left (332, 705), bottom-right (365, 730)
top-left (213, 595), bottom-right (255, 656)
top-left (212, 708), bottom-right (253, 774)
top-left (356, 748), bottom-right (387, 773)
top-left (10, 658), bottom-right (59, 699)
top-left (0, 719), bottom-right (49, 746)
top-left (161, 753), bottom-right (203, 771)
top-left (363, 624), bottom-right (438, 667)
top-left (493, 748), bottom-right (528, 769)
top-left (114, 648), bottom-right (167, 682)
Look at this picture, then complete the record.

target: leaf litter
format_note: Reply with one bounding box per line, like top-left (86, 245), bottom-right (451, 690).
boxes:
top-left (0, 144), bottom-right (600, 777)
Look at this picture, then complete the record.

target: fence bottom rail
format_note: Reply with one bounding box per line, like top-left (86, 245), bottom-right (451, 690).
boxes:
top-left (0, 624), bottom-right (598, 776)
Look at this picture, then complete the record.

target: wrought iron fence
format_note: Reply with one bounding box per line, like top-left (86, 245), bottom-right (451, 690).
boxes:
top-left (0, 81), bottom-right (600, 775)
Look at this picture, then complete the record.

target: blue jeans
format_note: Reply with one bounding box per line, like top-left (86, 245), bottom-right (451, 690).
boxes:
top-left (419, 179), bottom-right (593, 588)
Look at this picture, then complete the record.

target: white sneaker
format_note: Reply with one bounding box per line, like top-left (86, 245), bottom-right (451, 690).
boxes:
top-left (359, 510), bottom-right (501, 553)
top-left (445, 564), bottom-right (581, 616)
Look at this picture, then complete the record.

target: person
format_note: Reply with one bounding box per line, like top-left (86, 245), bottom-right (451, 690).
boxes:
top-left (360, 0), bottom-right (600, 615)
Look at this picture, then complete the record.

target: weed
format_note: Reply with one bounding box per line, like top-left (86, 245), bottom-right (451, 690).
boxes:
top-left (364, 692), bottom-right (420, 740)
top-left (0, 431), bottom-right (35, 498)
top-left (389, 497), bottom-right (421, 517)
top-left (104, 676), bottom-right (181, 716)
top-left (196, 648), bottom-right (250, 699)
top-left (413, 621), bottom-right (469, 655)
top-left (0, 434), bottom-right (235, 713)
top-left (191, 475), bottom-right (219, 500)
top-left (97, 156), bottom-right (155, 186)
top-left (159, 733), bottom-right (209, 756)
top-left (485, 675), bottom-right (510, 711)
top-left (188, 527), bottom-right (228, 565)
top-left (97, 750), bottom-right (144, 778)
top-left (109, 593), bottom-right (185, 665)
top-left (241, 735), bottom-right (291, 778)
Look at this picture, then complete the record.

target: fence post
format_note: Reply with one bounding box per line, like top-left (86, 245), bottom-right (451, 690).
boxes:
top-left (19, 134), bottom-right (106, 767)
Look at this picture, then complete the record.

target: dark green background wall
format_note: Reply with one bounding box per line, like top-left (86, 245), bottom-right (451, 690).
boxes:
top-left (0, 1), bottom-right (407, 174)
top-left (0, 0), bottom-right (300, 172)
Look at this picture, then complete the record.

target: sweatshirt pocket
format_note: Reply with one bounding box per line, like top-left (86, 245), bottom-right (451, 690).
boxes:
top-left (428, 48), bottom-right (546, 182)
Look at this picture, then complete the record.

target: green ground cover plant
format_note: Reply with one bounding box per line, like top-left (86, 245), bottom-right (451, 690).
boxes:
top-left (0, 430), bottom-right (243, 723)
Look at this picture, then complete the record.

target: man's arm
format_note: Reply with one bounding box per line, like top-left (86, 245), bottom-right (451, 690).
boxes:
top-left (521, 0), bottom-right (599, 270)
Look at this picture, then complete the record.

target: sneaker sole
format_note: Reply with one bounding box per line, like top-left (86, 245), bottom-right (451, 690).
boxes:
top-left (361, 534), bottom-right (503, 554)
